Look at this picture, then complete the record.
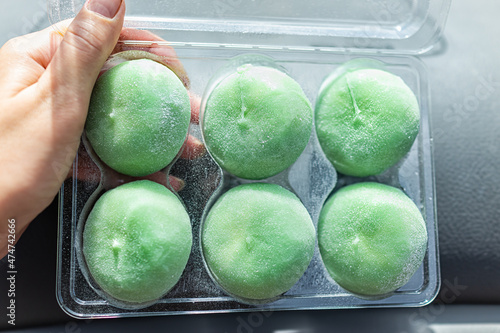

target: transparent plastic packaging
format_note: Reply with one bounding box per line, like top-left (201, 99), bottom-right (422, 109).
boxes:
top-left (50, 0), bottom-right (448, 318)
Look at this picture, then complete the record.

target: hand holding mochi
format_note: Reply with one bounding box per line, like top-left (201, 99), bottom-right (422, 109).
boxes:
top-left (318, 182), bottom-right (427, 296)
top-left (202, 64), bottom-right (313, 180)
top-left (315, 68), bottom-right (420, 177)
top-left (86, 59), bottom-right (191, 177)
top-left (202, 183), bottom-right (315, 301)
top-left (82, 180), bottom-right (192, 304)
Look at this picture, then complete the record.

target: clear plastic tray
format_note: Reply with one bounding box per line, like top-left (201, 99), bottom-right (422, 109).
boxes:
top-left (51, 0), bottom-right (446, 319)
top-left (48, 0), bottom-right (450, 54)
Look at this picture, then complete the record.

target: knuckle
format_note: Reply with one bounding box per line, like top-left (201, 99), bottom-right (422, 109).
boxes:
top-left (1, 36), bottom-right (25, 55)
top-left (64, 20), bottom-right (107, 57)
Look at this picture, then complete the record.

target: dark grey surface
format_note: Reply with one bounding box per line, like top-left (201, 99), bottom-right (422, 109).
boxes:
top-left (5, 305), bottom-right (500, 333)
top-left (423, 0), bottom-right (500, 304)
top-left (1, 0), bottom-right (500, 331)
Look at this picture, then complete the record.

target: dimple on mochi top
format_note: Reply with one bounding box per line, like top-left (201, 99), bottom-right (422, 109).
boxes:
top-left (202, 64), bottom-right (313, 180)
top-left (82, 180), bottom-right (192, 304)
top-left (202, 183), bottom-right (316, 300)
top-left (318, 182), bottom-right (427, 296)
top-left (315, 68), bottom-right (420, 177)
top-left (86, 59), bottom-right (191, 177)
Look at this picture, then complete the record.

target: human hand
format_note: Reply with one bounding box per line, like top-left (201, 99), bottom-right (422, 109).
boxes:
top-left (0, 0), bottom-right (203, 258)
top-left (0, 0), bottom-right (129, 260)
top-left (0, 0), bottom-right (126, 258)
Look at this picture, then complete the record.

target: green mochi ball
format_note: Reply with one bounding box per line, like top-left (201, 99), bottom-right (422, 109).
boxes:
top-left (315, 68), bottom-right (420, 177)
top-left (86, 59), bottom-right (191, 177)
top-left (82, 180), bottom-right (192, 304)
top-left (318, 182), bottom-right (427, 296)
top-left (203, 64), bottom-right (313, 180)
top-left (202, 183), bottom-right (315, 300)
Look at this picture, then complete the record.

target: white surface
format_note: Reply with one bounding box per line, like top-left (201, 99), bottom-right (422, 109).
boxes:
top-left (430, 324), bottom-right (500, 333)
top-left (0, 0), bottom-right (50, 46)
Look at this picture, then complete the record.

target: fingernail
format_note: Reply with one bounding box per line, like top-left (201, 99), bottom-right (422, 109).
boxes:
top-left (87, 0), bottom-right (122, 18)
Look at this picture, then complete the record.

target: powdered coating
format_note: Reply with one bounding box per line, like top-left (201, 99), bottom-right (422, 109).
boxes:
top-left (82, 180), bottom-right (192, 303)
top-left (202, 183), bottom-right (316, 300)
top-left (315, 69), bottom-right (420, 177)
top-left (318, 182), bottom-right (427, 296)
top-left (203, 65), bottom-right (313, 180)
top-left (86, 59), bottom-right (191, 177)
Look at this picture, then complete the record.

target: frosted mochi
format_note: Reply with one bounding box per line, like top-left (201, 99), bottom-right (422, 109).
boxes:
top-left (203, 64), bottom-right (313, 180)
top-left (318, 182), bottom-right (427, 296)
top-left (86, 59), bottom-right (191, 177)
top-left (315, 68), bottom-right (420, 177)
top-left (202, 183), bottom-right (315, 300)
top-left (82, 180), bottom-right (192, 304)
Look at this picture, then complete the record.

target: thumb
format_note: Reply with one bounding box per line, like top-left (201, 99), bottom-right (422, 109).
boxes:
top-left (41, 0), bottom-right (125, 117)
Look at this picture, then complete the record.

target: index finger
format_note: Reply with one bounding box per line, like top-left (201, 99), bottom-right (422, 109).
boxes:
top-left (112, 28), bottom-right (189, 88)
